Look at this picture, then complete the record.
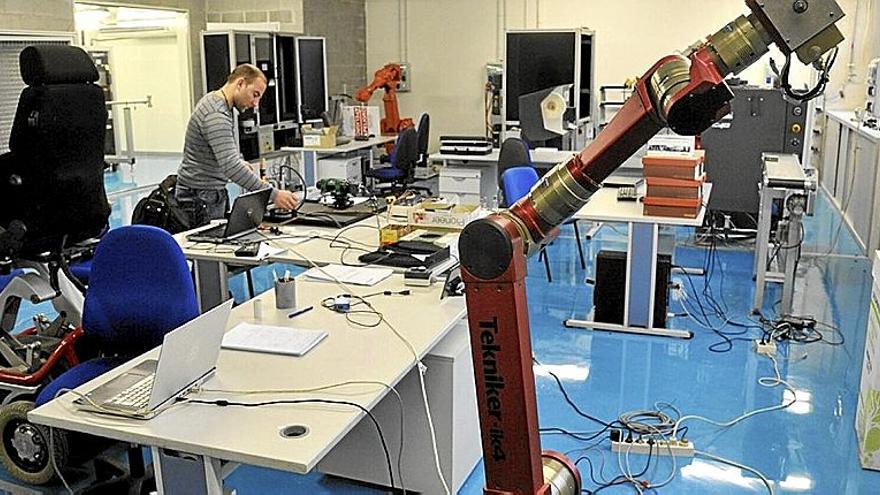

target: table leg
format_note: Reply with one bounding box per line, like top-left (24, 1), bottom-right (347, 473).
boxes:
top-left (565, 222), bottom-right (691, 339)
top-left (153, 447), bottom-right (224, 495)
top-left (752, 185), bottom-right (774, 313)
top-left (193, 259), bottom-right (229, 313)
top-left (304, 150), bottom-right (317, 185)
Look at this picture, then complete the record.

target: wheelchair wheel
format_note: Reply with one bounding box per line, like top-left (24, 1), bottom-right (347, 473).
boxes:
top-left (0, 401), bottom-right (68, 485)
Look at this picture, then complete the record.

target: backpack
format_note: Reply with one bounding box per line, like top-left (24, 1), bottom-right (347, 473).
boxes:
top-left (131, 175), bottom-right (206, 234)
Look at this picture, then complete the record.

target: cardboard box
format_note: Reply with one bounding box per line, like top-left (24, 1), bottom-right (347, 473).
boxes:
top-left (642, 149), bottom-right (705, 180)
top-left (856, 250), bottom-right (880, 470)
top-left (642, 196), bottom-right (701, 218)
top-left (409, 203), bottom-right (487, 230)
top-left (303, 125), bottom-right (338, 148)
top-left (645, 175), bottom-right (706, 200)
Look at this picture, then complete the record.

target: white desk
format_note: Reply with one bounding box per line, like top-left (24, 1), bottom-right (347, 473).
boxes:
top-left (281, 135), bottom-right (396, 186)
top-left (176, 216), bottom-right (386, 312)
top-left (566, 184), bottom-right (711, 339)
top-left (29, 273), bottom-right (477, 494)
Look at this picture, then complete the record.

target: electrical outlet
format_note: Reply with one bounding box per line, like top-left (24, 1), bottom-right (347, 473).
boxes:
top-left (754, 339), bottom-right (777, 357)
top-left (611, 438), bottom-right (694, 457)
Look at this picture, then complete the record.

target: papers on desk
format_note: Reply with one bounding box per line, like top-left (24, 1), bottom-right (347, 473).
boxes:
top-left (303, 264), bottom-right (393, 286)
top-left (222, 322), bottom-right (328, 356)
top-left (257, 243), bottom-right (287, 259)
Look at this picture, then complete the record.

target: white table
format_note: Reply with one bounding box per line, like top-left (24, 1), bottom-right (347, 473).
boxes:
top-left (29, 273), bottom-right (476, 494)
top-left (281, 135), bottom-right (396, 186)
top-left (566, 184), bottom-right (712, 339)
top-left (176, 216), bottom-right (386, 312)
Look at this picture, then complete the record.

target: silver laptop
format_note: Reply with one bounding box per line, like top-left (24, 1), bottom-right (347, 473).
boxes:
top-left (75, 300), bottom-right (233, 418)
top-left (187, 188), bottom-right (272, 243)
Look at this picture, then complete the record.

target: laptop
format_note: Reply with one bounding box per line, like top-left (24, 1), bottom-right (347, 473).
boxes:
top-left (75, 299), bottom-right (233, 418)
top-left (187, 188), bottom-right (272, 243)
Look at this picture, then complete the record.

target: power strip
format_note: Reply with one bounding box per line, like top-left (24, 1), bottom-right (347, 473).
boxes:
top-left (754, 339), bottom-right (777, 357)
top-left (611, 439), bottom-right (695, 457)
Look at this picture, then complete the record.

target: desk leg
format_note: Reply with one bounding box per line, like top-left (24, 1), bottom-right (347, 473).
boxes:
top-left (565, 222), bottom-right (691, 339)
top-left (193, 259), bottom-right (229, 313)
top-left (304, 150), bottom-right (317, 185)
top-left (152, 447), bottom-right (224, 495)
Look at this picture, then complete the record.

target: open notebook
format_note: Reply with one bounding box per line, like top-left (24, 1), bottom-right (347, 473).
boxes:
top-left (222, 323), bottom-right (328, 356)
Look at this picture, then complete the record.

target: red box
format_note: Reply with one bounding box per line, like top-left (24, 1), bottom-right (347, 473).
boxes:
top-left (642, 150), bottom-right (704, 180)
top-left (643, 196), bottom-right (701, 218)
top-left (645, 175), bottom-right (706, 200)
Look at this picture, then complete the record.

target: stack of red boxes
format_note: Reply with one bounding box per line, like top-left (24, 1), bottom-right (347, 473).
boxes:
top-left (641, 149), bottom-right (706, 218)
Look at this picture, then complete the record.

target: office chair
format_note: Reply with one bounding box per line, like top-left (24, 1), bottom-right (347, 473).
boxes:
top-left (501, 167), bottom-right (553, 282)
top-left (498, 139), bottom-right (585, 271)
top-left (416, 113), bottom-right (430, 169)
top-left (0, 225), bottom-right (199, 487)
top-left (366, 127), bottom-right (432, 196)
top-left (497, 137), bottom-right (533, 202)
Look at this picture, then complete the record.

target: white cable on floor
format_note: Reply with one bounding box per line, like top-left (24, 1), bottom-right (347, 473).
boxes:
top-left (671, 354), bottom-right (797, 439)
top-left (694, 450), bottom-right (774, 495)
top-left (283, 241), bottom-right (452, 494)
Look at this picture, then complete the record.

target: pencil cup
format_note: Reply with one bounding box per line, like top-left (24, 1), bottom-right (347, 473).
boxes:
top-left (275, 279), bottom-right (297, 310)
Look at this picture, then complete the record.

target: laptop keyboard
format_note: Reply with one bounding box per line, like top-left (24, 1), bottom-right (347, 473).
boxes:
top-left (106, 374), bottom-right (154, 409)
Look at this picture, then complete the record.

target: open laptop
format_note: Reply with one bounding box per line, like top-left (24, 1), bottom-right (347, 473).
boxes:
top-left (75, 299), bottom-right (233, 419)
top-left (187, 188), bottom-right (272, 243)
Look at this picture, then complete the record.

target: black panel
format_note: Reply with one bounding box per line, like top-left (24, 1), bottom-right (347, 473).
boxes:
top-left (277, 35), bottom-right (299, 122)
top-left (297, 38), bottom-right (327, 121)
top-left (580, 35), bottom-right (592, 120)
top-left (701, 86), bottom-right (806, 216)
top-left (255, 37), bottom-right (277, 125)
top-left (505, 32), bottom-right (576, 122)
top-left (234, 34), bottom-right (251, 65)
top-left (594, 250), bottom-right (671, 328)
top-left (203, 34), bottom-right (231, 92)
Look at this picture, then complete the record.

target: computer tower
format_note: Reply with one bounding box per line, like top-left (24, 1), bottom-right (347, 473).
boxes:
top-left (594, 250), bottom-right (671, 328)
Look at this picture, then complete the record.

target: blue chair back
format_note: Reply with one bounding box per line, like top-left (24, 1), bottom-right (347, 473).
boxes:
top-left (82, 225), bottom-right (198, 356)
top-left (501, 166), bottom-right (540, 206)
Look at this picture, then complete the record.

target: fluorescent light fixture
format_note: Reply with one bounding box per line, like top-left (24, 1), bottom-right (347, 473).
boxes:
top-left (778, 474), bottom-right (813, 491)
top-left (681, 460), bottom-right (772, 491)
top-left (533, 363), bottom-right (589, 382)
top-left (783, 389), bottom-right (812, 415)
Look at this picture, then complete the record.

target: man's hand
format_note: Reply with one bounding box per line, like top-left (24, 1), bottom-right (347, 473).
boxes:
top-left (274, 189), bottom-right (299, 211)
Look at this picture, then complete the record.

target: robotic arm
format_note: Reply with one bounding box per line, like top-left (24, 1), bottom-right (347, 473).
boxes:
top-left (458, 2), bottom-right (845, 494)
top-left (355, 63), bottom-right (414, 135)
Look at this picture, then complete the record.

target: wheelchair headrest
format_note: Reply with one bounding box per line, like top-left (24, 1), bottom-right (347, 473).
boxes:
top-left (19, 45), bottom-right (99, 86)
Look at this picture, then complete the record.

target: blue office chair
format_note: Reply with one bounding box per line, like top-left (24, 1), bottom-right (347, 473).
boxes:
top-left (367, 127), bottom-right (432, 195)
top-left (501, 166), bottom-right (554, 282)
top-left (0, 225), bottom-right (199, 486)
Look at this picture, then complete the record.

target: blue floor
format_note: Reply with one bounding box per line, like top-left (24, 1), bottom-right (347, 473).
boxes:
top-left (3, 172), bottom-right (880, 493)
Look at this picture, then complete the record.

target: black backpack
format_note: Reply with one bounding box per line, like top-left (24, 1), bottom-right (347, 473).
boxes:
top-left (131, 175), bottom-right (206, 234)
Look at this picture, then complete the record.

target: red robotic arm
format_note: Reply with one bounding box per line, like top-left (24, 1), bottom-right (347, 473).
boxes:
top-left (458, 2), bottom-right (845, 494)
top-left (355, 63), bottom-right (414, 135)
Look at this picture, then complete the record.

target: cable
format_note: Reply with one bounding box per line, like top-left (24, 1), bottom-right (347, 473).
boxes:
top-left (188, 397), bottom-right (398, 490)
top-left (694, 450), bottom-right (774, 495)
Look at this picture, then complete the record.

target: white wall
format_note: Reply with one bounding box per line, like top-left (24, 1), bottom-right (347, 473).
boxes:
top-left (83, 25), bottom-right (192, 153)
top-left (366, 0), bottom-right (863, 150)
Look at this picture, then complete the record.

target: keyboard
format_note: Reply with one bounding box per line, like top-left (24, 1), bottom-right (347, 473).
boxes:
top-left (617, 186), bottom-right (639, 201)
top-left (106, 374), bottom-right (154, 409)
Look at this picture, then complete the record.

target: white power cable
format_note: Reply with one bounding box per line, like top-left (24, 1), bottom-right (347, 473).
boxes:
top-left (671, 354), bottom-right (797, 439)
top-left (694, 450), bottom-right (774, 495)
top-left (282, 241), bottom-right (452, 494)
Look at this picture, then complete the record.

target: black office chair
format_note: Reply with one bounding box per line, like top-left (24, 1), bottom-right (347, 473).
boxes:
top-left (416, 113), bottom-right (430, 169)
top-left (0, 45), bottom-right (110, 259)
top-left (366, 127), bottom-right (432, 196)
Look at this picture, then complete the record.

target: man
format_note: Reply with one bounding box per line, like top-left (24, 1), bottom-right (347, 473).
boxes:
top-left (176, 64), bottom-right (298, 221)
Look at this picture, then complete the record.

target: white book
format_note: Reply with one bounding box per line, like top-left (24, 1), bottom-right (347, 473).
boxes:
top-left (303, 264), bottom-right (394, 286)
top-left (222, 322), bottom-right (328, 357)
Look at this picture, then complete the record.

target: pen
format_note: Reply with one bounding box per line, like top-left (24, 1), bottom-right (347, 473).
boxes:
top-left (288, 306), bottom-right (314, 319)
top-left (284, 269), bottom-right (291, 282)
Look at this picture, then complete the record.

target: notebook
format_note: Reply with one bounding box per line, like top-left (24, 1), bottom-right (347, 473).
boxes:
top-left (222, 322), bottom-right (328, 356)
top-left (303, 264), bottom-right (393, 286)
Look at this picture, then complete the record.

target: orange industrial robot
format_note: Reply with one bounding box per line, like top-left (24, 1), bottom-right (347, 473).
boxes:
top-left (355, 63), bottom-right (414, 135)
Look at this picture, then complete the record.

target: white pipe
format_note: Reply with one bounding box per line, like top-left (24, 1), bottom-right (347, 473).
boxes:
top-left (403, 0), bottom-right (409, 63)
top-left (496, 0), bottom-right (502, 60)
top-left (523, 0), bottom-right (528, 28)
top-left (398, 0), bottom-right (404, 62)
top-left (536, 0), bottom-right (540, 28)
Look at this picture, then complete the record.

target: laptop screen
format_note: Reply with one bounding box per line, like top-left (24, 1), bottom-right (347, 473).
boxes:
top-left (223, 188), bottom-right (272, 239)
top-left (148, 300), bottom-right (233, 410)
